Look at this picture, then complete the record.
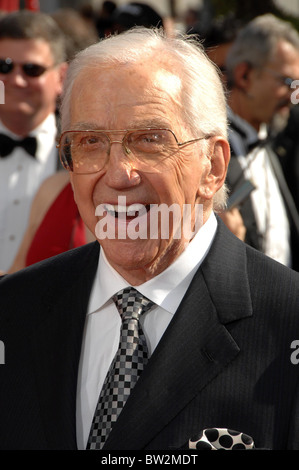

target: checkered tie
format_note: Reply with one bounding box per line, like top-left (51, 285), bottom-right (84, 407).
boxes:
top-left (86, 287), bottom-right (154, 450)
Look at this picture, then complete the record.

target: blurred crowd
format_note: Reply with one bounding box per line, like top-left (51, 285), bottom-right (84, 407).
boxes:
top-left (0, 0), bottom-right (299, 273)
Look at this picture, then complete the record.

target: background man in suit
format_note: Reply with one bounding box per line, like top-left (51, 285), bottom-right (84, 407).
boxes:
top-left (0, 27), bottom-right (299, 451)
top-left (225, 14), bottom-right (299, 270)
top-left (0, 10), bottom-right (67, 272)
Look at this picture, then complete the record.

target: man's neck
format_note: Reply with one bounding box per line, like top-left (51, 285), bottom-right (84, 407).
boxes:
top-left (0, 111), bottom-right (52, 137)
top-left (229, 89), bottom-right (260, 132)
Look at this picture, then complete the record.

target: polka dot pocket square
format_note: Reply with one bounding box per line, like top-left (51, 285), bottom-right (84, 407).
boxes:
top-left (187, 428), bottom-right (254, 450)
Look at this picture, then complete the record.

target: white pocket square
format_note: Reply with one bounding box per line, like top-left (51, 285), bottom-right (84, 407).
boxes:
top-left (187, 428), bottom-right (255, 450)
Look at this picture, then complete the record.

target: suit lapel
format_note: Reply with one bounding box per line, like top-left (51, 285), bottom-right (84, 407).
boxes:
top-left (104, 221), bottom-right (253, 449)
top-left (200, 217), bottom-right (253, 323)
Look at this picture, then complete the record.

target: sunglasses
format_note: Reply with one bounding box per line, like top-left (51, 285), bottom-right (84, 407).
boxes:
top-left (0, 57), bottom-right (54, 77)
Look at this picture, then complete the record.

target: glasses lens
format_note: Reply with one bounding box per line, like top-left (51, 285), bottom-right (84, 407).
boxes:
top-left (60, 131), bottom-right (110, 174)
top-left (127, 129), bottom-right (208, 172)
top-left (0, 58), bottom-right (13, 74)
top-left (59, 134), bottom-right (73, 171)
top-left (23, 63), bottom-right (47, 77)
top-left (126, 129), bottom-right (178, 171)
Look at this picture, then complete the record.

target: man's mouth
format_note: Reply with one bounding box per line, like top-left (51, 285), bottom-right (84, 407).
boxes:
top-left (276, 99), bottom-right (291, 112)
top-left (103, 203), bottom-right (150, 218)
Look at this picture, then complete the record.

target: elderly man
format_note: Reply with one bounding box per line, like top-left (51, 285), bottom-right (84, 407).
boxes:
top-left (225, 14), bottom-right (299, 270)
top-left (0, 27), bottom-right (299, 451)
top-left (0, 11), bottom-right (67, 271)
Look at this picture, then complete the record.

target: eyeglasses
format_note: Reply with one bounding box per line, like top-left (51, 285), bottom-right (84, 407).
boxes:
top-left (264, 67), bottom-right (295, 87)
top-left (57, 128), bottom-right (209, 174)
top-left (0, 57), bottom-right (54, 77)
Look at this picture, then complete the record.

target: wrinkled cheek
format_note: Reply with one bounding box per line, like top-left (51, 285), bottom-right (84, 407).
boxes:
top-left (70, 174), bottom-right (99, 235)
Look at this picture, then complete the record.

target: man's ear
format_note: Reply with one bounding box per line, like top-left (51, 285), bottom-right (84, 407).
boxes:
top-left (56, 62), bottom-right (68, 96)
top-left (198, 136), bottom-right (230, 200)
top-left (233, 62), bottom-right (253, 92)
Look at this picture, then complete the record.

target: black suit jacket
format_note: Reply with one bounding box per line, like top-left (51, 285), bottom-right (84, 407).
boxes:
top-left (0, 220), bottom-right (299, 450)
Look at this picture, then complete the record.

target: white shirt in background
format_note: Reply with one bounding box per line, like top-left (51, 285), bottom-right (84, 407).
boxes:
top-left (0, 114), bottom-right (58, 271)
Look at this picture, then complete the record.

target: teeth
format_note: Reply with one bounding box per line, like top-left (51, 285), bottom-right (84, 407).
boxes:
top-left (127, 204), bottom-right (146, 216)
top-left (103, 203), bottom-right (146, 216)
top-left (103, 203), bottom-right (116, 213)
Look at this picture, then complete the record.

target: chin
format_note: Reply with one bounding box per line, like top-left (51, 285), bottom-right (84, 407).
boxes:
top-left (7, 104), bottom-right (35, 117)
top-left (100, 237), bottom-right (177, 280)
top-left (101, 238), bottom-right (158, 267)
top-left (270, 110), bottom-right (290, 134)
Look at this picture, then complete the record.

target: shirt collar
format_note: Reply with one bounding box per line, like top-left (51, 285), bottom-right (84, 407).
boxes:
top-left (87, 212), bottom-right (217, 315)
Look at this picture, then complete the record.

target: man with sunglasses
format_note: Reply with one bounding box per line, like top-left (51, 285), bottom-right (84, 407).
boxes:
top-left (0, 10), bottom-right (67, 272)
top-left (0, 27), bottom-right (299, 451)
top-left (225, 14), bottom-right (299, 271)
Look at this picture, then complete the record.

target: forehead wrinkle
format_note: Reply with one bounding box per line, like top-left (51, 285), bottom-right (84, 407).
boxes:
top-left (70, 65), bottom-right (184, 131)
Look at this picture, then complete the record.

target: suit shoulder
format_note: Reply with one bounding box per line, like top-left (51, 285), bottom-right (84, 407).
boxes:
top-left (0, 242), bottom-right (100, 300)
top-left (245, 244), bottom-right (299, 302)
top-left (246, 242), bottom-right (299, 277)
top-left (0, 242), bottom-right (100, 335)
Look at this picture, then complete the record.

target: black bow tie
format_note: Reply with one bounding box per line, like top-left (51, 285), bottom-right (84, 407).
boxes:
top-left (247, 137), bottom-right (269, 153)
top-left (0, 133), bottom-right (37, 158)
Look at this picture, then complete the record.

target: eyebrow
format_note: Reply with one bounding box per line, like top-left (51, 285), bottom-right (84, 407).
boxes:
top-left (70, 122), bottom-right (100, 131)
top-left (130, 118), bottom-right (172, 129)
top-left (69, 119), bottom-right (172, 131)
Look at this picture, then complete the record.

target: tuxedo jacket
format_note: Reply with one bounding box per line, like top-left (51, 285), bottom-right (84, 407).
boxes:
top-left (0, 220), bottom-right (299, 450)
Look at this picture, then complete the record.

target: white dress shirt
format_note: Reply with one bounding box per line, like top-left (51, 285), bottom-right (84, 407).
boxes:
top-left (0, 114), bottom-right (58, 271)
top-left (241, 144), bottom-right (290, 266)
top-left (76, 212), bottom-right (217, 449)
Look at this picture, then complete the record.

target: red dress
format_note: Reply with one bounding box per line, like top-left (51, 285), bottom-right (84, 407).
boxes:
top-left (26, 182), bottom-right (86, 266)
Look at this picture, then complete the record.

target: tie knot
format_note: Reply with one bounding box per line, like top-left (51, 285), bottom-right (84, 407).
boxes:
top-left (112, 287), bottom-right (154, 322)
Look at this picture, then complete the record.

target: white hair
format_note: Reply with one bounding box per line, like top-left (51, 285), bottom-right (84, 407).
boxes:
top-left (60, 27), bottom-right (229, 210)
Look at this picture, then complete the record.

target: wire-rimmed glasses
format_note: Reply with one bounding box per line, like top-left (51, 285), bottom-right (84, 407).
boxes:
top-left (57, 128), bottom-right (209, 174)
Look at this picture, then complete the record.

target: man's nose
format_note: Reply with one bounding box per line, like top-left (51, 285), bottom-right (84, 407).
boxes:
top-left (7, 67), bottom-right (28, 87)
top-left (104, 142), bottom-right (141, 189)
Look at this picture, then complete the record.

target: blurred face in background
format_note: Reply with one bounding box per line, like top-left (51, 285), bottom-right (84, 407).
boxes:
top-left (242, 40), bottom-right (299, 130)
top-left (0, 38), bottom-right (66, 133)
